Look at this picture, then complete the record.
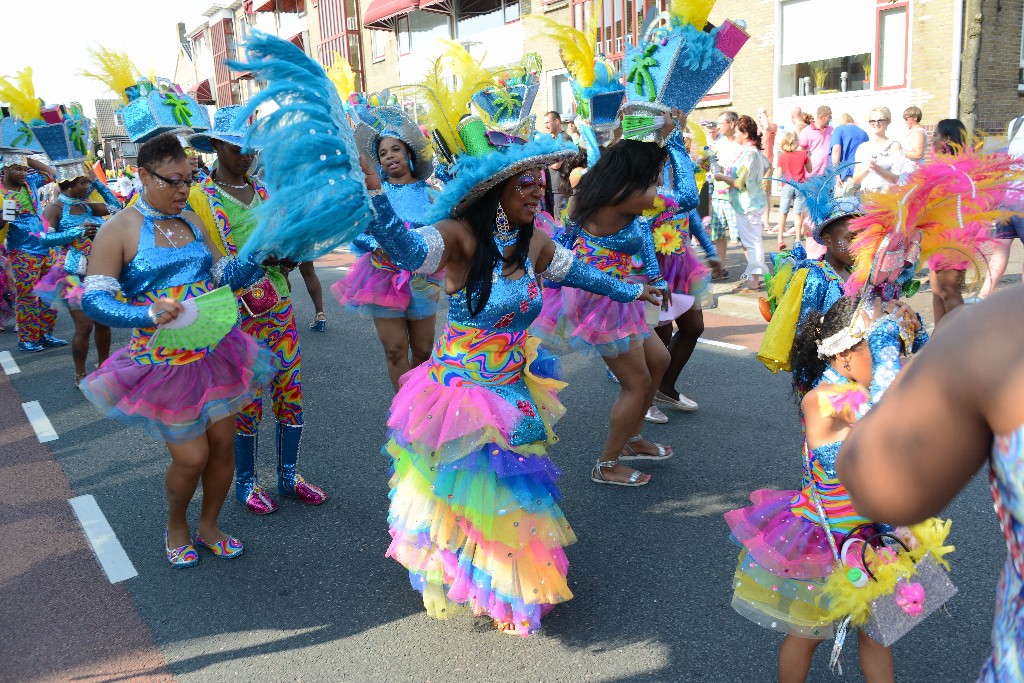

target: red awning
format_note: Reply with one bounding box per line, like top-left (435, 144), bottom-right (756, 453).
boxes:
top-left (364, 0), bottom-right (417, 30)
top-left (247, 0), bottom-right (276, 13)
top-left (419, 0), bottom-right (452, 14)
top-left (188, 79), bottom-right (215, 105)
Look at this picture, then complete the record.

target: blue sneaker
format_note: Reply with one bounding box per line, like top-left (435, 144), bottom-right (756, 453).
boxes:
top-left (40, 334), bottom-right (68, 348)
top-left (17, 340), bottom-right (43, 352)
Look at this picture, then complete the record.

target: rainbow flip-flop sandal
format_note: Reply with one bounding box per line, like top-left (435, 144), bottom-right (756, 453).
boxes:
top-left (194, 534), bottom-right (244, 559)
top-left (164, 530), bottom-right (199, 568)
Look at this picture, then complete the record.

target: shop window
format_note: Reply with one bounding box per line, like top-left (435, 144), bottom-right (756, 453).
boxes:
top-left (876, 3), bottom-right (908, 89)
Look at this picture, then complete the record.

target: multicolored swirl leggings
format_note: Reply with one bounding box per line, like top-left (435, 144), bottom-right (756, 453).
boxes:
top-left (9, 250), bottom-right (57, 344)
top-left (235, 298), bottom-right (303, 434)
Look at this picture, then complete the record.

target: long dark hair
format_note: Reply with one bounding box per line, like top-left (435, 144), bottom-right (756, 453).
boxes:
top-left (558, 148), bottom-right (588, 199)
top-left (460, 178), bottom-right (534, 316)
top-left (790, 297), bottom-right (858, 396)
top-left (934, 118), bottom-right (968, 155)
top-left (569, 140), bottom-right (667, 228)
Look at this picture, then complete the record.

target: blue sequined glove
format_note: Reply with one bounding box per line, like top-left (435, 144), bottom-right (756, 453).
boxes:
top-left (212, 255), bottom-right (264, 291)
top-left (544, 244), bottom-right (642, 303)
top-left (82, 275), bottom-right (159, 328)
top-left (367, 193), bottom-right (444, 273)
top-left (665, 130), bottom-right (699, 213)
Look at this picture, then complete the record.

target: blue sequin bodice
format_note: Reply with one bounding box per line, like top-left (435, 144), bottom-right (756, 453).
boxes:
top-left (119, 214), bottom-right (212, 298)
top-left (384, 180), bottom-right (432, 226)
top-left (60, 199), bottom-right (96, 228)
top-left (447, 247), bottom-right (542, 332)
top-left (580, 219), bottom-right (649, 256)
top-left (796, 259), bottom-right (847, 326)
top-left (810, 441), bottom-right (842, 478)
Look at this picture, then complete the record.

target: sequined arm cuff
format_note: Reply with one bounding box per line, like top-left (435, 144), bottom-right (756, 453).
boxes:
top-left (81, 275), bottom-right (154, 328)
top-left (211, 256), bottom-right (262, 291)
top-left (37, 224), bottom-right (84, 248)
top-left (368, 193), bottom-right (431, 272)
top-left (558, 251), bottom-right (644, 303)
top-left (351, 231), bottom-right (379, 255)
top-left (541, 244), bottom-right (574, 282)
top-left (666, 130), bottom-right (700, 212)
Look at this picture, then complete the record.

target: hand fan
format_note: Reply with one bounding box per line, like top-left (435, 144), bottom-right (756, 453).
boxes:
top-left (148, 286), bottom-right (238, 351)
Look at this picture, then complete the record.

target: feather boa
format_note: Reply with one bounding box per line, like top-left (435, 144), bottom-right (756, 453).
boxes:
top-left (226, 30), bottom-right (374, 262)
top-left (844, 150), bottom-right (1022, 297)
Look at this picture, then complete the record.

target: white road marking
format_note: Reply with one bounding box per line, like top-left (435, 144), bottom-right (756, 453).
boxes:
top-left (697, 338), bottom-right (750, 353)
top-left (68, 495), bottom-right (138, 584)
top-left (0, 350), bottom-right (20, 374)
top-left (21, 401), bottom-right (57, 442)
top-left (335, 266), bottom-right (348, 271)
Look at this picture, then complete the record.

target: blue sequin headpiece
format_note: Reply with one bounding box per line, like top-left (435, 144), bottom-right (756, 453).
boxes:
top-left (189, 106), bottom-right (252, 153)
top-left (779, 164), bottom-right (863, 244)
top-left (119, 78), bottom-right (211, 143)
top-left (623, 12), bottom-right (748, 114)
top-left (0, 109), bottom-right (43, 154)
top-left (29, 103), bottom-right (92, 164)
top-left (352, 97), bottom-right (434, 180)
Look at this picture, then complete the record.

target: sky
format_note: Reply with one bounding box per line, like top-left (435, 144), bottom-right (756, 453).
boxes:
top-left (3, 1), bottom-right (227, 119)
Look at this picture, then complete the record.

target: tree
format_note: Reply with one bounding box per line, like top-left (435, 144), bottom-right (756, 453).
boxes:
top-left (958, 0), bottom-right (983, 133)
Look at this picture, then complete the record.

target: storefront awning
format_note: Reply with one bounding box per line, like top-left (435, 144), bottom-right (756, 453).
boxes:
top-left (188, 79), bottom-right (215, 105)
top-left (364, 0), bottom-right (417, 30)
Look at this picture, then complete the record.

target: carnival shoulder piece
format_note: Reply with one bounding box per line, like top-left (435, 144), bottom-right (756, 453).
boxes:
top-left (225, 31), bottom-right (375, 262)
top-left (845, 149), bottom-right (1022, 300)
top-left (622, 0), bottom-right (748, 114)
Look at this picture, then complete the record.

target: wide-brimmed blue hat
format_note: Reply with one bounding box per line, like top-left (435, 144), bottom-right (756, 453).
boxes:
top-left (189, 106), bottom-right (251, 153)
top-left (779, 164), bottom-right (863, 244)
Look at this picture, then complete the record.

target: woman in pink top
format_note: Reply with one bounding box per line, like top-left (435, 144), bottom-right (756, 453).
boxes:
top-left (774, 131), bottom-right (811, 251)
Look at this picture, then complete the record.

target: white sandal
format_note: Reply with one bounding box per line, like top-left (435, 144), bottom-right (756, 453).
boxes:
top-left (591, 458), bottom-right (650, 487)
top-left (619, 435), bottom-right (673, 462)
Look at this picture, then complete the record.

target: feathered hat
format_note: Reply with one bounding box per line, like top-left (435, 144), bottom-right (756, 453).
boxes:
top-left (83, 47), bottom-right (210, 143)
top-left (844, 150), bottom-right (1021, 300)
top-left (779, 164), bottom-right (863, 244)
top-left (623, 0), bottom-right (748, 114)
top-left (223, 31), bottom-right (375, 263)
top-left (352, 92), bottom-right (434, 180)
top-left (403, 42), bottom-right (576, 221)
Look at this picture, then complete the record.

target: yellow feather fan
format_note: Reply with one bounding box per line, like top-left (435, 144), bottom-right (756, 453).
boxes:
top-left (325, 52), bottom-right (356, 101)
top-left (0, 68), bottom-right (42, 123)
top-left (402, 40), bottom-right (493, 155)
top-left (81, 48), bottom-right (141, 105)
top-left (524, 15), bottom-right (596, 88)
top-left (671, 0), bottom-right (716, 29)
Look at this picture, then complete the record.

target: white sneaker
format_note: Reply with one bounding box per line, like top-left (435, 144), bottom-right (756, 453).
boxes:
top-left (654, 390), bottom-right (699, 412)
top-left (644, 405), bottom-right (669, 424)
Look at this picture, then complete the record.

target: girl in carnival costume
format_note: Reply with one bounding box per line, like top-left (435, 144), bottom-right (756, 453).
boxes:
top-left (80, 133), bottom-right (275, 567)
top-left (331, 93), bottom-right (444, 390)
top-left (36, 163), bottom-right (121, 385)
top-left (725, 296), bottom-right (931, 682)
top-left (231, 33), bottom-right (663, 635)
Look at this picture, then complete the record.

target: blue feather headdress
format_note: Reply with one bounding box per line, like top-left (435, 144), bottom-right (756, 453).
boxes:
top-left (225, 31), bottom-right (374, 262)
top-left (777, 163), bottom-right (862, 244)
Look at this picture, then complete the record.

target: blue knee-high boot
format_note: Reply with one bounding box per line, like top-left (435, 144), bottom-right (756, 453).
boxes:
top-left (276, 422), bottom-right (327, 505)
top-left (235, 431), bottom-right (278, 514)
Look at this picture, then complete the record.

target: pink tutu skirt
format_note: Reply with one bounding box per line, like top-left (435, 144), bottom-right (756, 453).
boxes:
top-left (657, 250), bottom-right (709, 297)
top-left (532, 285), bottom-right (647, 358)
top-left (725, 489), bottom-right (844, 638)
top-left (332, 253), bottom-right (439, 320)
top-left (80, 327), bottom-right (276, 444)
top-left (35, 264), bottom-right (84, 311)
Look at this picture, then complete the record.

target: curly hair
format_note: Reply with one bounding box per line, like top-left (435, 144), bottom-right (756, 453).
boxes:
top-left (790, 297), bottom-right (858, 396)
top-left (137, 133), bottom-right (187, 169)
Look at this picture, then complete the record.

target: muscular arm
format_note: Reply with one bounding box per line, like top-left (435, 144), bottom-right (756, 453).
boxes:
top-left (836, 291), bottom-right (1024, 524)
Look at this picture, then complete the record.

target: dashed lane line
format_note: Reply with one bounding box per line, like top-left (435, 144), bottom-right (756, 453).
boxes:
top-left (0, 350), bottom-right (20, 375)
top-left (68, 495), bottom-right (139, 584)
top-left (21, 401), bottom-right (57, 442)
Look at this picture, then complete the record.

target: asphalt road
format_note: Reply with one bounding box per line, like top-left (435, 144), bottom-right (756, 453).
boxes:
top-left (0, 262), bottom-right (1007, 683)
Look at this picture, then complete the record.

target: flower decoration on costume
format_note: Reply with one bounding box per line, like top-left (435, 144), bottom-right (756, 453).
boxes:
top-left (652, 223), bottom-right (684, 255)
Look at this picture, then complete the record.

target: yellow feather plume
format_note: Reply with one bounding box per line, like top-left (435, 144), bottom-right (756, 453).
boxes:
top-left (81, 48), bottom-right (141, 104)
top-left (325, 52), bottom-right (356, 100)
top-left (671, 0), bottom-right (716, 29)
top-left (523, 14), bottom-right (595, 88)
top-left (0, 68), bottom-right (42, 123)
top-left (402, 40), bottom-right (493, 155)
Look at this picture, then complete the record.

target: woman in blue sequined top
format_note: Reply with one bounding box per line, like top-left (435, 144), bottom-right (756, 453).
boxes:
top-left (38, 167), bottom-right (121, 385)
top-left (79, 134), bottom-right (273, 568)
top-left (332, 122), bottom-right (442, 390)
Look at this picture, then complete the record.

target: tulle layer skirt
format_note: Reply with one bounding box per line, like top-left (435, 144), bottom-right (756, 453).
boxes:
top-left (384, 326), bottom-right (574, 635)
top-left (725, 488), bottom-right (843, 638)
top-left (532, 285), bottom-right (648, 358)
top-left (34, 265), bottom-right (83, 311)
top-left (657, 250), bottom-right (709, 297)
top-left (80, 327), bottom-right (276, 444)
top-left (332, 253), bottom-right (440, 320)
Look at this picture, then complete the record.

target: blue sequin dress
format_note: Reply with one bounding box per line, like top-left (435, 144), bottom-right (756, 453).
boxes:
top-left (332, 180), bottom-right (442, 319)
top-left (80, 212), bottom-right (274, 443)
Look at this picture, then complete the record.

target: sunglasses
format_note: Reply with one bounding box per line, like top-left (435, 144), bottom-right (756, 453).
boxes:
top-left (146, 168), bottom-right (198, 188)
top-left (868, 119), bottom-right (888, 125)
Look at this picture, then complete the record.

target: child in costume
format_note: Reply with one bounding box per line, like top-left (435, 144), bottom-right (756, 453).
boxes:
top-left (331, 97), bottom-right (443, 390)
top-left (80, 133), bottom-right (274, 567)
top-left (188, 107), bottom-right (328, 515)
top-left (36, 162), bottom-right (120, 384)
top-left (725, 296), bottom-right (927, 681)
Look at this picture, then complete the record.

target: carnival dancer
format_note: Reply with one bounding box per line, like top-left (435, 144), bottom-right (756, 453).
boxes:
top-left (535, 116), bottom-right (696, 486)
top-left (725, 296), bottom-right (929, 682)
top-left (331, 102), bottom-right (441, 389)
top-left (189, 107), bottom-right (327, 515)
top-left (0, 152), bottom-right (72, 352)
top-left (757, 168), bottom-right (862, 373)
top-left (37, 163), bottom-right (120, 384)
top-left (80, 133), bottom-right (274, 566)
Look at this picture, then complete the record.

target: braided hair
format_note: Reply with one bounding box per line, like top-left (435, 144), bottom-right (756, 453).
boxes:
top-left (790, 297), bottom-right (858, 396)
